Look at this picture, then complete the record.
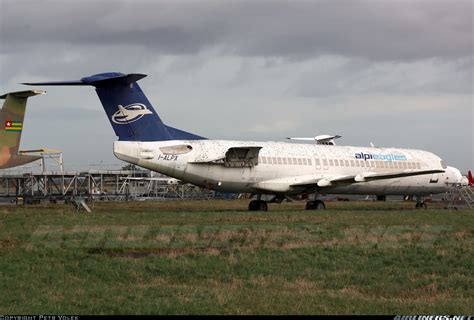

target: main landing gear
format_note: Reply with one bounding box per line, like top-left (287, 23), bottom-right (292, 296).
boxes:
top-left (415, 196), bottom-right (427, 209)
top-left (248, 200), bottom-right (268, 211)
top-left (305, 200), bottom-right (326, 210)
top-left (415, 202), bottom-right (427, 209)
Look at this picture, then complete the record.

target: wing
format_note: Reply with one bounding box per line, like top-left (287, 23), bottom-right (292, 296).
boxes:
top-left (316, 169), bottom-right (445, 186)
top-left (252, 169), bottom-right (445, 193)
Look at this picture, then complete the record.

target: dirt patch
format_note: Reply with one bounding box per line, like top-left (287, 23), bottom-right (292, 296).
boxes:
top-left (87, 246), bottom-right (222, 258)
top-left (0, 239), bottom-right (21, 250)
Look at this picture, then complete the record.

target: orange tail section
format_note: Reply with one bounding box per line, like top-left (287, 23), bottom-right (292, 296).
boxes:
top-left (468, 170), bottom-right (473, 186)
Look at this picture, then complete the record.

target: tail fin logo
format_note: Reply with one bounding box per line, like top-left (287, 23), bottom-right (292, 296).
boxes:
top-left (111, 103), bottom-right (153, 124)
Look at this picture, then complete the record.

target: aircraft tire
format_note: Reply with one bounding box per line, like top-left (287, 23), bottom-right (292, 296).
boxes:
top-left (415, 202), bottom-right (427, 209)
top-left (306, 200), bottom-right (325, 210)
top-left (249, 200), bottom-right (268, 211)
top-left (248, 200), bottom-right (259, 211)
top-left (315, 200), bottom-right (326, 210)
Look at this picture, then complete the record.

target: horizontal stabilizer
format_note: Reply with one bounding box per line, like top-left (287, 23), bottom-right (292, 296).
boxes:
top-left (22, 80), bottom-right (85, 86)
top-left (0, 90), bottom-right (46, 99)
top-left (19, 148), bottom-right (62, 154)
top-left (22, 73), bottom-right (147, 87)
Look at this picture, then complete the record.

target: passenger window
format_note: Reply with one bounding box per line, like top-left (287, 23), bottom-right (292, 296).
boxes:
top-left (308, 159), bottom-right (312, 165)
top-left (334, 159), bottom-right (339, 166)
top-left (283, 158), bottom-right (287, 165)
top-left (302, 158), bottom-right (307, 165)
top-left (402, 162), bottom-right (407, 169)
top-left (272, 157), bottom-right (277, 164)
top-left (315, 158), bottom-right (320, 166)
top-left (416, 162), bottom-right (421, 169)
top-left (323, 159), bottom-right (328, 166)
top-left (277, 157), bottom-right (282, 165)
top-left (345, 160), bottom-right (349, 167)
top-left (329, 159), bottom-right (334, 166)
top-left (298, 158), bottom-right (302, 165)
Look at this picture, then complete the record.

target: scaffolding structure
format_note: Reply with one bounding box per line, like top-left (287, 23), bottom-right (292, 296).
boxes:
top-left (0, 169), bottom-right (238, 204)
top-left (445, 184), bottom-right (474, 209)
top-left (0, 152), bottom-right (238, 203)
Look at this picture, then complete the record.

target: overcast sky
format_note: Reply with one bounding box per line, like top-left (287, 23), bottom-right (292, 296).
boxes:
top-left (0, 0), bottom-right (472, 172)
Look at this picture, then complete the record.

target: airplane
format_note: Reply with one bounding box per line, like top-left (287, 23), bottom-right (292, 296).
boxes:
top-left (0, 90), bottom-right (45, 169)
top-left (24, 72), bottom-right (468, 210)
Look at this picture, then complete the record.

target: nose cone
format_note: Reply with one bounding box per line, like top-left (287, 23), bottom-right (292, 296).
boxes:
top-left (446, 166), bottom-right (464, 185)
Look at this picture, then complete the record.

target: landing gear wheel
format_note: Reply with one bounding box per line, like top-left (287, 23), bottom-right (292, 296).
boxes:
top-left (248, 200), bottom-right (268, 211)
top-left (415, 202), bottom-right (427, 209)
top-left (306, 200), bottom-right (326, 210)
top-left (258, 201), bottom-right (268, 212)
top-left (249, 200), bottom-right (258, 211)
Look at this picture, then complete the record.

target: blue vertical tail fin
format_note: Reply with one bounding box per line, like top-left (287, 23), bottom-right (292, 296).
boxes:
top-left (23, 72), bottom-right (206, 141)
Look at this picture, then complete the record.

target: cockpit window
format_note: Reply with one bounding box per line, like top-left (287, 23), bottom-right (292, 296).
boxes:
top-left (440, 160), bottom-right (447, 169)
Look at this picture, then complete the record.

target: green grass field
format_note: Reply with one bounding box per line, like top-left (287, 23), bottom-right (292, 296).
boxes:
top-left (0, 200), bottom-right (473, 314)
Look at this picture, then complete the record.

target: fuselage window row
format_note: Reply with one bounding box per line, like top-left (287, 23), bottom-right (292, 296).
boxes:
top-left (258, 156), bottom-right (421, 171)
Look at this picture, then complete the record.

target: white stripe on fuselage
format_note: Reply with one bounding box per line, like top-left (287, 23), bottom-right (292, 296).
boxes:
top-left (113, 140), bottom-right (453, 196)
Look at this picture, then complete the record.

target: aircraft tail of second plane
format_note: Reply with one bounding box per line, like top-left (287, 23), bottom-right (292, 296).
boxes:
top-left (0, 90), bottom-right (44, 169)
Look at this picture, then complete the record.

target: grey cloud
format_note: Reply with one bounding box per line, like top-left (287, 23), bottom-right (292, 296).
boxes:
top-left (295, 57), bottom-right (473, 97)
top-left (1, 0), bottom-right (472, 61)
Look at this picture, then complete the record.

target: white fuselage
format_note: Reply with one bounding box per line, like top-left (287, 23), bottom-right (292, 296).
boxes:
top-left (113, 140), bottom-right (463, 196)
